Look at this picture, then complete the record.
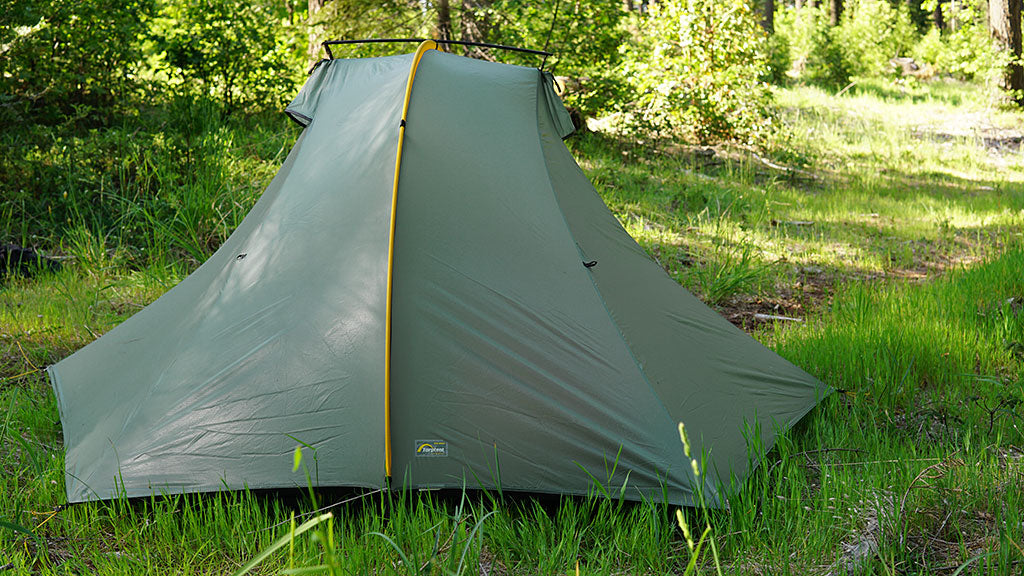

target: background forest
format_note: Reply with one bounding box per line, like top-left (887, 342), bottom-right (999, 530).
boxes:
top-left (2, 0), bottom-right (1022, 137)
top-left (3, 0), bottom-right (1024, 574)
top-left (2, 0), bottom-right (1023, 256)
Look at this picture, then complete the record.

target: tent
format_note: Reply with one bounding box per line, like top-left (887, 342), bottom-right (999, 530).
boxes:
top-left (49, 42), bottom-right (827, 506)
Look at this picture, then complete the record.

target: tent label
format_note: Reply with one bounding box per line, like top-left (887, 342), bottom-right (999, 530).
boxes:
top-left (414, 440), bottom-right (448, 457)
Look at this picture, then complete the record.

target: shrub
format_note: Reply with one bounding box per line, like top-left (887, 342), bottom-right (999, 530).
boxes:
top-left (0, 0), bottom-right (154, 123)
top-left (624, 0), bottom-right (774, 144)
top-left (777, 0), bottom-right (915, 88)
top-left (765, 31), bottom-right (793, 85)
top-left (834, 0), bottom-right (917, 77)
top-left (775, 5), bottom-right (853, 89)
top-left (480, 0), bottom-right (630, 120)
top-left (152, 0), bottom-right (303, 112)
top-left (912, 2), bottom-right (1007, 82)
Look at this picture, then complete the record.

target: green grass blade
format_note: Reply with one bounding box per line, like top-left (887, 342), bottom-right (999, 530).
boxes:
top-left (231, 512), bottom-right (334, 576)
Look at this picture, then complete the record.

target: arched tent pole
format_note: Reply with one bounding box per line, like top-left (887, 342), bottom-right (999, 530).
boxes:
top-left (384, 39), bottom-right (437, 478)
top-left (322, 38), bottom-right (550, 59)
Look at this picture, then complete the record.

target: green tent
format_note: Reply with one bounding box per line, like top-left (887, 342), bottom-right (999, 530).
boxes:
top-left (49, 43), bottom-right (827, 506)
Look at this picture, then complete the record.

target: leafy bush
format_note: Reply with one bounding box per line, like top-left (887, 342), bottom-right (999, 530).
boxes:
top-left (477, 0), bottom-right (629, 119)
top-left (776, 5), bottom-right (853, 89)
top-left (912, 1), bottom-right (1007, 81)
top-left (624, 0), bottom-right (774, 144)
top-left (834, 0), bottom-right (916, 77)
top-left (777, 0), bottom-right (914, 88)
top-left (765, 32), bottom-right (793, 85)
top-left (152, 0), bottom-right (303, 112)
top-left (0, 0), bottom-right (154, 123)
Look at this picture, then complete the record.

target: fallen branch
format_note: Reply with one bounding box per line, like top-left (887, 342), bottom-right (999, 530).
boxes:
top-left (836, 80), bottom-right (858, 97)
top-left (752, 153), bottom-right (818, 180)
top-left (771, 220), bottom-right (815, 227)
top-left (681, 168), bottom-right (717, 182)
top-left (753, 313), bottom-right (803, 323)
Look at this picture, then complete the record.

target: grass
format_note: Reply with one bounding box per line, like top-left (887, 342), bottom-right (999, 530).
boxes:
top-left (583, 77), bottom-right (1024, 311)
top-left (2, 76), bottom-right (1024, 573)
top-left (0, 97), bottom-right (294, 271)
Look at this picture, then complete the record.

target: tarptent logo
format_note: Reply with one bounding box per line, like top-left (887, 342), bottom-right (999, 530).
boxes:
top-left (414, 440), bottom-right (448, 457)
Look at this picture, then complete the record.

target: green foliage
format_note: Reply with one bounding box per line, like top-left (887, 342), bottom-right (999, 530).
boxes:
top-left (834, 0), bottom-right (916, 77)
top-left (765, 31), bottom-right (793, 85)
top-left (912, 1), bottom-right (1007, 81)
top-left (482, 0), bottom-right (629, 118)
top-left (309, 1), bottom-right (431, 60)
top-left (624, 0), bottom-right (774, 144)
top-left (1, 0), bottom-right (310, 120)
top-left (777, 0), bottom-right (915, 88)
top-left (0, 0), bottom-right (155, 123)
top-left (152, 0), bottom-right (302, 112)
top-left (0, 98), bottom-right (295, 267)
top-left (776, 5), bottom-right (852, 88)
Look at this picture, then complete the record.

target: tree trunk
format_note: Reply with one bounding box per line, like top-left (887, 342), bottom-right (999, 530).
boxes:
top-left (903, 0), bottom-right (925, 31)
top-left (990, 0), bottom-right (1024, 104)
top-left (932, 0), bottom-right (944, 30)
top-left (436, 0), bottom-right (453, 45)
top-left (829, 0), bottom-right (842, 25)
top-left (307, 0), bottom-right (327, 65)
top-left (762, 0), bottom-right (775, 33)
top-left (460, 0), bottom-right (491, 59)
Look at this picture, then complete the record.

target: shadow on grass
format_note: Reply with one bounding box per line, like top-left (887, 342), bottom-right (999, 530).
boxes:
top-left (569, 127), bottom-right (1024, 314)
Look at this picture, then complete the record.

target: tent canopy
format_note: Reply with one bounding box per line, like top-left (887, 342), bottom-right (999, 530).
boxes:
top-left (49, 44), bottom-right (828, 506)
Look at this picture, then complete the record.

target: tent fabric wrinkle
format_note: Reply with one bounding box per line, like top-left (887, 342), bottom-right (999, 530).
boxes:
top-left (48, 48), bottom-right (829, 507)
top-left (539, 71), bottom-right (576, 139)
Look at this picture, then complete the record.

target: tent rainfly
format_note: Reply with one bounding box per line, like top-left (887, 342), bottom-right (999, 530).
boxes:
top-left (49, 42), bottom-right (828, 506)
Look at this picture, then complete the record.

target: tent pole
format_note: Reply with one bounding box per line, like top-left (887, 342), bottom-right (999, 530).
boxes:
top-left (323, 38), bottom-right (550, 58)
top-left (384, 39), bottom-right (437, 479)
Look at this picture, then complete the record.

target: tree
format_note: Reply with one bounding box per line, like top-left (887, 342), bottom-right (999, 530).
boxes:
top-left (471, 0), bottom-right (626, 118)
top-left (459, 0), bottom-right (491, 59)
top-left (830, 0), bottom-right (843, 25)
top-left (305, 0), bottom-right (429, 64)
top-left (932, 0), bottom-right (944, 30)
top-left (763, 0), bottom-right (775, 33)
top-left (308, 0), bottom-right (327, 63)
top-left (156, 0), bottom-right (298, 111)
top-left (0, 0), bottom-right (154, 122)
top-left (436, 0), bottom-right (453, 43)
top-left (989, 0), bottom-right (1024, 104)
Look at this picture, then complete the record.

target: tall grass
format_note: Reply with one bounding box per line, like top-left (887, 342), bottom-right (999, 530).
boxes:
top-left (0, 97), bottom-right (295, 271)
top-left (733, 247), bottom-right (1024, 573)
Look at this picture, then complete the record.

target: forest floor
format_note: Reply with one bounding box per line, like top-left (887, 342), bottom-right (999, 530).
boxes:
top-left (2, 77), bottom-right (1023, 574)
